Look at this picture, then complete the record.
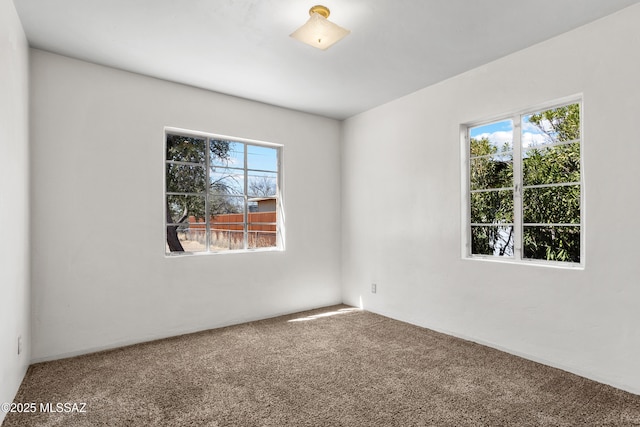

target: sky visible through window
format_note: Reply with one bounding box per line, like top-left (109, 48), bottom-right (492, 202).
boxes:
top-left (216, 142), bottom-right (277, 171)
top-left (470, 116), bottom-right (551, 148)
top-left (211, 141), bottom-right (278, 197)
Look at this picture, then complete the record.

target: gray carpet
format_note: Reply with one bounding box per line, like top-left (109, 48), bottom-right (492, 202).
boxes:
top-left (3, 305), bottom-right (640, 426)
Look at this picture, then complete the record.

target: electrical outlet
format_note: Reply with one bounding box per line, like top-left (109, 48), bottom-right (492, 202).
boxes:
top-left (17, 335), bottom-right (22, 355)
top-left (371, 283), bottom-right (377, 294)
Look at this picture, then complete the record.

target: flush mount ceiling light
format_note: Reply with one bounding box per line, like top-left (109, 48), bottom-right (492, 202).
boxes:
top-left (290, 5), bottom-right (351, 50)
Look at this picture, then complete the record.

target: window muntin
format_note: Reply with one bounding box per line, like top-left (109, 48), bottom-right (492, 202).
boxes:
top-left (466, 101), bottom-right (582, 265)
top-left (165, 131), bottom-right (281, 255)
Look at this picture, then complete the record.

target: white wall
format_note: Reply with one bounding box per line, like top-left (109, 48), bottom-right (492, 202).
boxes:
top-left (29, 50), bottom-right (342, 361)
top-left (341, 4), bottom-right (640, 394)
top-left (0, 0), bottom-right (30, 423)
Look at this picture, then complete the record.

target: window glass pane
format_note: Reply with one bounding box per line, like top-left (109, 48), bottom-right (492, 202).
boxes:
top-left (522, 103), bottom-right (580, 146)
top-left (523, 226), bottom-right (580, 263)
top-left (166, 163), bottom-right (206, 194)
top-left (165, 226), bottom-right (207, 254)
top-left (166, 135), bottom-right (206, 163)
top-left (248, 210), bottom-right (277, 249)
top-left (211, 140), bottom-right (244, 168)
top-left (523, 185), bottom-right (580, 224)
top-left (470, 190), bottom-right (514, 223)
top-left (523, 143), bottom-right (580, 186)
top-left (166, 194), bottom-right (206, 224)
top-left (210, 196), bottom-right (245, 251)
top-left (166, 195), bottom-right (207, 254)
top-left (210, 230), bottom-right (245, 251)
top-left (247, 172), bottom-right (277, 197)
top-left (470, 156), bottom-right (513, 191)
top-left (248, 145), bottom-right (278, 171)
top-left (210, 168), bottom-right (244, 195)
top-left (471, 226), bottom-right (514, 257)
top-left (209, 195), bottom-right (244, 217)
top-left (469, 120), bottom-right (513, 157)
top-left (248, 197), bottom-right (277, 213)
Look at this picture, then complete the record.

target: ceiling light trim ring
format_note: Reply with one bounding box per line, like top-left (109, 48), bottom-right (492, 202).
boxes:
top-left (309, 5), bottom-right (330, 19)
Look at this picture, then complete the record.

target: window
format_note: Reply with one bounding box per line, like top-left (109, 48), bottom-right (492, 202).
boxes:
top-left (165, 129), bottom-right (282, 255)
top-left (464, 100), bottom-right (582, 265)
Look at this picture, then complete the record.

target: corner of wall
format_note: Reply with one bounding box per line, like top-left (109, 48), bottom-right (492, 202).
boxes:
top-left (0, 0), bottom-right (31, 423)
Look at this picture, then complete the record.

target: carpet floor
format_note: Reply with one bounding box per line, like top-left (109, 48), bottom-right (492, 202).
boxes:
top-left (3, 305), bottom-right (640, 426)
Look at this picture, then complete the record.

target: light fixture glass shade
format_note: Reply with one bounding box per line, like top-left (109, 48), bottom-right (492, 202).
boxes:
top-left (290, 12), bottom-right (350, 50)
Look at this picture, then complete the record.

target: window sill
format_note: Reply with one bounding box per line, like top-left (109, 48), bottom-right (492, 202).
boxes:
top-left (463, 255), bottom-right (584, 270)
top-left (165, 247), bottom-right (284, 258)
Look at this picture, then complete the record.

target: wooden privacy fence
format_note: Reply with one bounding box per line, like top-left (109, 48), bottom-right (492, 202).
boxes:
top-left (188, 212), bottom-right (276, 248)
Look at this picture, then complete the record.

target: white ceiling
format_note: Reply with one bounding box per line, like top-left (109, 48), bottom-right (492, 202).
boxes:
top-left (14, 0), bottom-right (640, 120)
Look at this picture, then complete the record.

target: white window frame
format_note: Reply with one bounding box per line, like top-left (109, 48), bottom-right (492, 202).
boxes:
top-left (164, 127), bottom-right (284, 256)
top-left (461, 97), bottom-right (584, 268)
